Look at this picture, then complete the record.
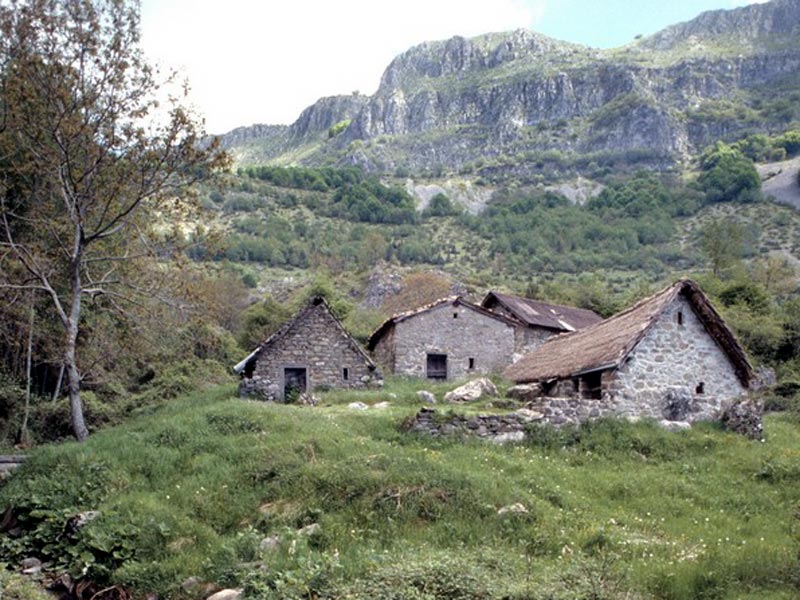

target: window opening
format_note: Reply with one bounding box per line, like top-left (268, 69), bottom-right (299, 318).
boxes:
top-left (695, 382), bottom-right (705, 395)
top-left (468, 357), bottom-right (475, 370)
top-left (453, 312), bottom-right (458, 319)
top-left (343, 367), bottom-right (349, 381)
top-left (677, 311), bottom-right (684, 326)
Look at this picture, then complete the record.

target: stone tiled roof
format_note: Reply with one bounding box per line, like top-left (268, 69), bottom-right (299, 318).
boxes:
top-left (503, 279), bottom-right (753, 386)
top-left (366, 296), bottom-right (519, 351)
top-left (234, 297), bottom-right (375, 374)
top-left (482, 291), bottom-right (603, 332)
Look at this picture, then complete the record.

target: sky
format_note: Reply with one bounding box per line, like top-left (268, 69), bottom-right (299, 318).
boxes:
top-left (139, 0), bottom-right (769, 134)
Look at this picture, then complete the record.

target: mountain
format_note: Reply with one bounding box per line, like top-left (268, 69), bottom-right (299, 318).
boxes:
top-left (219, 0), bottom-right (800, 179)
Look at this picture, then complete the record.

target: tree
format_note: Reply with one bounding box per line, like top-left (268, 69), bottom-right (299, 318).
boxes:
top-left (700, 218), bottom-right (744, 278)
top-left (697, 144), bottom-right (761, 204)
top-left (0, 0), bottom-right (228, 441)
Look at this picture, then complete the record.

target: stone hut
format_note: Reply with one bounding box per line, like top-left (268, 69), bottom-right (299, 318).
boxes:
top-left (503, 279), bottom-right (753, 423)
top-left (368, 297), bottom-right (519, 381)
top-left (481, 291), bottom-right (603, 355)
top-left (235, 297), bottom-right (381, 401)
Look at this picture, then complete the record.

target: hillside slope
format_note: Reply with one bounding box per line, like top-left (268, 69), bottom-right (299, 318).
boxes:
top-left (0, 384), bottom-right (798, 599)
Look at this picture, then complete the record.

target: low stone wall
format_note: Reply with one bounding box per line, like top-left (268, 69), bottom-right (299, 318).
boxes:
top-left (403, 392), bottom-right (752, 442)
top-left (403, 407), bottom-right (529, 443)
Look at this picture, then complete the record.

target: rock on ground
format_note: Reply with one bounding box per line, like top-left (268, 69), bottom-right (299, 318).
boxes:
top-left (207, 590), bottom-right (243, 600)
top-left (721, 399), bottom-right (764, 440)
top-left (444, 378), bottom-right (498, 403)
top-left (348, 402), bottom-right (369, 410)
top-left (507, 383), bottom-right (542, 403)
top-left (497, 503), bottom-right (528, 515)
top-left (417, 390), bottom-right (436, 404)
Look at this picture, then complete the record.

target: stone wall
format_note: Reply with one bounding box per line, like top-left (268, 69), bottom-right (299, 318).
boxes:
top-left (240, 303), bottom-right (380, 401)
top-left (484, 303), bottom-right (557, 355)
top-left (382, 302), bottom-right (516, 380)
top-left (608, 295), bottom-right (746, 422)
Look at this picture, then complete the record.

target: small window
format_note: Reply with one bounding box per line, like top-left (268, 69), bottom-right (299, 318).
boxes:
top-left (342, 367), bottom-right (349, 381)
top-left (677, 311), bottom-right (684, 326)
top-left (695, 382), bottom-right (705, 395)
top-left (453, 312), bottom-right (458, 319)
top-left (468, 357), bottom-right (475, 370)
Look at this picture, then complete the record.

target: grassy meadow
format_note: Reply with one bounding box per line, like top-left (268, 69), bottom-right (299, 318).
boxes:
top-left (0, 381), bottom-right (798, 599)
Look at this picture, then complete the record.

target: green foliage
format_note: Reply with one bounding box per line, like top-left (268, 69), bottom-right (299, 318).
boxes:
top-left (328, 119), bottom-right (351, 138)
top-left (237, 297), bottom-right (293, 350)
top-left (698, 143), bottom-right (762, 204)
top-left (0, 384), bottom-right (797, 598)
top-left (0, 570), bottom-right (51, 599)
top-left (700, 218), bottom-right (745, 277)
top-left (422, 193), bottom-right (462, 218)
top-left (773, 130), bottom-right (800, 157)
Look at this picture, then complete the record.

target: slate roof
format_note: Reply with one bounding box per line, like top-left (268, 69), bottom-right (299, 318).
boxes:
top-left (367, 296), bottom-right (519, 351)
top-left (503, 279), bottom-right (753, 386)
top-left (481, 291), bottom-right (602, 332)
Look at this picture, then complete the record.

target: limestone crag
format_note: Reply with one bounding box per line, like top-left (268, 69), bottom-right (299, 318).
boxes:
top-left (219, 0), bottom-right (800, 176)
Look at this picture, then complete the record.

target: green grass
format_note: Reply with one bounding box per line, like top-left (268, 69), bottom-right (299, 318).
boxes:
top-left (1, 383), bottom-right (798, 599)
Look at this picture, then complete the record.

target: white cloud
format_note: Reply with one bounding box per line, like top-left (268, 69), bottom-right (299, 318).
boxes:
top-left (141, 0), bottom-right (544, 133)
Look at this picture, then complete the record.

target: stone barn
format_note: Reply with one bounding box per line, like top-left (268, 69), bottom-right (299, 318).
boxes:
top-left (235, 297), bottom-right (381, 401)
top-left (482, 291), bottom-right (602, 354)
top-left (503, 279), bottom-right (753, 423)
top-left (368, 296), bottom-right (519, 381)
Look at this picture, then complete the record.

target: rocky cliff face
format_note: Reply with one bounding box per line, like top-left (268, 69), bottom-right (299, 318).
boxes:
top-left (220, 0), bottom-right (800, 177)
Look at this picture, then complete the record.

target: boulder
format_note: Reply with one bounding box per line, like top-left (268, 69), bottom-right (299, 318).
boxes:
top-left (515, 408), bottom-right (544, 422)
top-left (296, 393), bottom-right (319, 406)
top-left (348, 402), bottom-right (369, 410)
top-left (297, 523), bottom-right (321, 536)
top-left (658, 419), bottom-right (691, 432)
top-left (491, 431), bottom-right (526, 444)
top-left (497, 503), bottom-right (528, 515)
top-left (207, 590), bottom-right (243, 600)
top-left (417, 390), bottom-right (436, 404)
top-left (721, 399), bottom-right (764, 440)
top-left (259, 536), bottom-right (280, 552)
top-left (21, 556), bottom-right (42, 575)
top-left (507, 383), bottom-right (542, 403)
top-left (372, 401), bottom-right (391, 409)
top-left (444, 378), bottom-right (498, 403)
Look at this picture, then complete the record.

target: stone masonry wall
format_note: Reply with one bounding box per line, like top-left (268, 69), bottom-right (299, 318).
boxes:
top-left (608, 295), bottom-right (746, 421)
top-left (484, 303), bottom-right (557, 355)
top-left (240, 303), bottom-right (379, 401)
top-left (390, 302), bottom-right (516, 380)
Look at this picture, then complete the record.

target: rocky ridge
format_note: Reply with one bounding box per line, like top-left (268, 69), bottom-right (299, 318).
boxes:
top-left (218, 0), bottom-right (800, 177)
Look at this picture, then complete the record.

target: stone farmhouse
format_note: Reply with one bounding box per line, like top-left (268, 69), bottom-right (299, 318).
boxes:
top-left (503, 279), bottom-right (753, 423)
top-left (235, 297), bottom-right (381, 401)
top-left (481, 291), bottom-right (602, 354)
top-left (368, 297), bottom-right (520, 381)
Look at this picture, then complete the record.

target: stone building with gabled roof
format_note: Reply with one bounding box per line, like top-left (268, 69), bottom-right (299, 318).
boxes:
top-left (235, 297), bottom-right (381, 401)
top-left (368, 296), bottom-right (520, 381)
top-left (481, 291), bottom-right (603, 354)
top-left (504, 279), bottom-right (752, 422)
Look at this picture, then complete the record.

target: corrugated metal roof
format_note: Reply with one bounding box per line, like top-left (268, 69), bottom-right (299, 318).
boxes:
top-left (482, 291), bottom-right (603, 332)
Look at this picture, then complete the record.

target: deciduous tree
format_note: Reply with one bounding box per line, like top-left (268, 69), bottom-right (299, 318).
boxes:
top-left (0, 0), bottom-right (228, 440)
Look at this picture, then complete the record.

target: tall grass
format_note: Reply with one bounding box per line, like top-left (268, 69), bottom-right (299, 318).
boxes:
top-left (0, 382), bottom-right (797, 599)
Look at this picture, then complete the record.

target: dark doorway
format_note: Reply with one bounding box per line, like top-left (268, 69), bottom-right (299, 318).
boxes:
top-left (284, 367), bottom-right (307, 400)
top-left (426, 353), bottom-right (447, 380)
